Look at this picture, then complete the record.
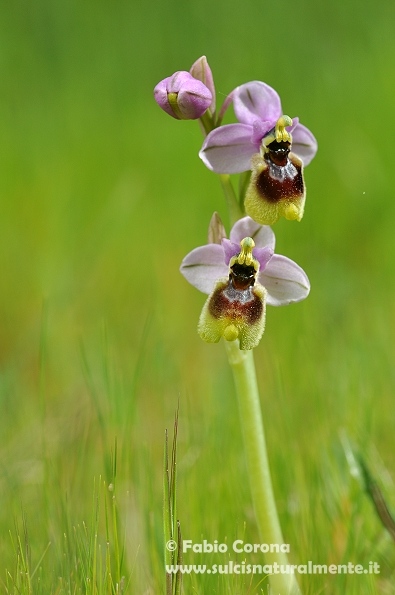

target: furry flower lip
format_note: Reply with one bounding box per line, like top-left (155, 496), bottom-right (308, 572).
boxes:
top-left (244, 115), bottom-right (306, 225)
top-left (180, 216), bottom-right (310, 349)
top-left (198, 236), bottom-right (268, 350)
top-left (154, 71), bottom-right (212, 120)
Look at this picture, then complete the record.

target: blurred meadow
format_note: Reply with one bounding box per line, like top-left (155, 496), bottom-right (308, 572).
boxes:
top-left (1, 0), bottom-right (395, 592)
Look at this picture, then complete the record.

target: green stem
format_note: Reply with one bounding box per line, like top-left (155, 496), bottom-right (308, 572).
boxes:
top-left (225, 340), bottom-right (301, 595)
top-left (219, 174), bottom-right (243, 226)
top-left (199, 110), bottom-right (215, 135)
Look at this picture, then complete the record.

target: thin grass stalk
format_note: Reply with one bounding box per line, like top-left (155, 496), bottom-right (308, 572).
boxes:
top-left (174, 521), bottom-right (183, 595)
top-left (164, 429), bottom-right (173, 595)
top-left (170, 408), bottom-right (179, 544)
top-left (111, 440), bottom-right (122, 590)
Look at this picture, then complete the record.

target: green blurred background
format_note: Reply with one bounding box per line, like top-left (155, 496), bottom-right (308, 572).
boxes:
top-left (1, 0), bottom-right (395, 592)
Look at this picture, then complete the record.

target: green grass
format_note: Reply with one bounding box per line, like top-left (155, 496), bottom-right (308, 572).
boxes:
top-left (1, 0), bottom-right (395, 592)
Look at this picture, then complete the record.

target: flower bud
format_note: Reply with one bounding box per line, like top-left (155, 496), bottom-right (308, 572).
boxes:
top-left (154, 71), bottom-right (212, 120)
top-left (189, 56), bottom-right (216, 114)
top-left (207, 212), bottom-right (226, 245)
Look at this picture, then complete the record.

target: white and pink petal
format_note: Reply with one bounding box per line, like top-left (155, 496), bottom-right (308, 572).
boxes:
top-left (199, 124), bottom-right (256, 174)
top-left (233, 81), bottom-right (282, 127)
top-left (290, 122), bottom-right (318, 166)
top-left (221, 239), bottom-right (240, 265)
top-left (260, 254), bottom-right (310, 306)
top-left (180, 244), bottom-right (228, 294)
top-left (230, 217), bottom-right (275, 250)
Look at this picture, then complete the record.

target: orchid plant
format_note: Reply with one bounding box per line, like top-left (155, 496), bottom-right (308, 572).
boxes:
top-left (155, 56), bottom-right (317, 595)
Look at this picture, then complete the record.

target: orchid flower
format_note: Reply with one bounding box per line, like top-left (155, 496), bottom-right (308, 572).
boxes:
top-left (181, 216), bottom-right (310, 349)
top-left (199, 81), bottom-right (317, 173)
top-left (199, 81), bottom-right (317, 224)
